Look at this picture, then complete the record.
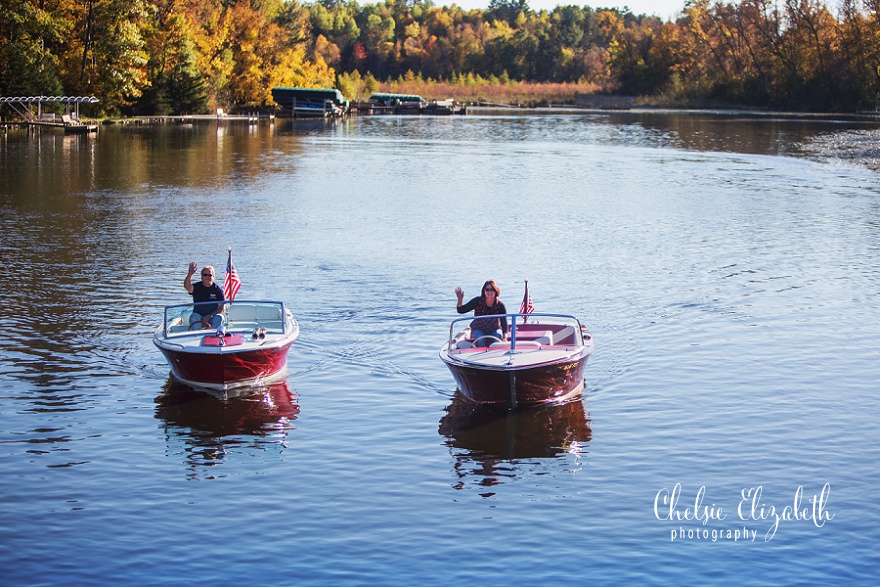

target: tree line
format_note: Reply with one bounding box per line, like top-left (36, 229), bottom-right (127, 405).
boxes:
top-left (2, 0), bottom-right (879, 115)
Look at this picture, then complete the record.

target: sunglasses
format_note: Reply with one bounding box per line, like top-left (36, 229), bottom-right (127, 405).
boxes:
top-left (484, 288), bottom-right (495, 293)
top-left (201, 273), bottom-right (213, 277)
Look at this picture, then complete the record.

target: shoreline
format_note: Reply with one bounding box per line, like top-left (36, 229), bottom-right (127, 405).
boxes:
top-left (466, 105), bottom-right (880, 121)
top-left (5, 106), bottom-right (880, 128)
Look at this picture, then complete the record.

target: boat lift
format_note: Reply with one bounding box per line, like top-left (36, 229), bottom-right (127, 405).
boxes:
top-left (1, 96), bottom-right (99, 131)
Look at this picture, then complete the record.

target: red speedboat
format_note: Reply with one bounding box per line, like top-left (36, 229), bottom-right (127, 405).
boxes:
top-left (154, 300), bottom-right (299, 390)
top-left (439, 313), bottom-right (593, 409)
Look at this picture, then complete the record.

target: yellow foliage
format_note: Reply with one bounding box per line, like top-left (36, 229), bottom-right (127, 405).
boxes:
top-left (268, 47), bottom-right (336, 101)
top-left (405, 22), bottom-right (420, 38)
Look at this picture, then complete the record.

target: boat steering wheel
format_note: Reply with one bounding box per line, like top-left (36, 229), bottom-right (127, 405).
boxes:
top-left (471, 335), bottom-right (502, 347)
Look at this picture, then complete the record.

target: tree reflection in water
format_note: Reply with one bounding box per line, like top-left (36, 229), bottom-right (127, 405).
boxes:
top-left (439, 392), bottom-right (592, 496)
top-left (155, 377), bottom-right (300, 480)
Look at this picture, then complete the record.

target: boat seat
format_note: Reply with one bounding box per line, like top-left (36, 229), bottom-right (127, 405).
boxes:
top-left (256, 306), bottom-right (283, 321)
top-left (227, 305), bottom-right (283, 323)
top-left (515, 330), bottom-right (553, 345)
top-left (227, 305), bottom-right (256, 322)
top-left (553, 326), bottom-right (576, 345)
top-left (168, 312), bottom-right (196, 334)
top-left (455, 340), bottom-right (473, 349)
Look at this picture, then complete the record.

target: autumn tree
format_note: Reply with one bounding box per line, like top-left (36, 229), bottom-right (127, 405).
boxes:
top-left (139, 1), bottom-right (207, 114)
top-left (0, 0), bottom-right (66, 97)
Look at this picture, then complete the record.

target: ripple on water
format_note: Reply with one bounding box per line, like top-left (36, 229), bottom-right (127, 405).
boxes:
top-left (1, 117), bottom-right (878, 585)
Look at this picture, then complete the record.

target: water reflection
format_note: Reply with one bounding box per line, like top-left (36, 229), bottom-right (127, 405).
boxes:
top-left (155, 377), bottom-right (300, 480)
top-left (439, 394), bottom-right (592, 495)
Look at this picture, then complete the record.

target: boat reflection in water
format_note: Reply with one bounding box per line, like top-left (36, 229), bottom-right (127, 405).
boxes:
top-left (439, 392), bottom-right (592, 495)
top-left (155, 376), bottom-right (300, 479)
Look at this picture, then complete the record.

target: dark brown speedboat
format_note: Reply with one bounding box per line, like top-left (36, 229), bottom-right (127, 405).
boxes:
top-left (439, 313), bottom-right (593, 409)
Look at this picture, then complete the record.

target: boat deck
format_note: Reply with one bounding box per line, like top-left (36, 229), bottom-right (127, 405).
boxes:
top-left (160, 329), bottom-right (289, 354)
top-left (446, 344), bottom-right (585, 368)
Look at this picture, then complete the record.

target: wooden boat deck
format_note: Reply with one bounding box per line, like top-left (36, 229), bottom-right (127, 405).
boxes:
top-left (446, 345), bottom-right (585, 369)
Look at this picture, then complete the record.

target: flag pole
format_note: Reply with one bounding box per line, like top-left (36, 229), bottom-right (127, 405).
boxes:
top-left (521, 279), bottom-right (532, 323)
top-left (224, 249), bottom-right (232, 324)
top-left (511, 279), bottom-right (528, 350)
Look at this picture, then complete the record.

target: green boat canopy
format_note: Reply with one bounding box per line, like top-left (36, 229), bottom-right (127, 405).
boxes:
top-left (271, 87), bottom-right (349, 107)
top-left (369, 93), bottom-right (426, 104)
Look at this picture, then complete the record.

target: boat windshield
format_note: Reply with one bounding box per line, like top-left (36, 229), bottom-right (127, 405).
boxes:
top-left (446, 313), bottom-right (586, 350)
top-left (160, 300), bottom-right (290, 337)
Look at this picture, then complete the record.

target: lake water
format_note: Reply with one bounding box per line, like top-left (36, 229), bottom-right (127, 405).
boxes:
top-left (1, 112), bottom-right (879, 585)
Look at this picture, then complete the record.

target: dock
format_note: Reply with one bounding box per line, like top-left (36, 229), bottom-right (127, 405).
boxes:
top-left (355, 93), bottom-right (467, 115)
top-left (1, 96), bottom-right (99, 132)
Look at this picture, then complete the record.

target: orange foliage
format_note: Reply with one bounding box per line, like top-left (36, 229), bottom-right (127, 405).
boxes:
top-left (379, 79), bottom-right (604, 105)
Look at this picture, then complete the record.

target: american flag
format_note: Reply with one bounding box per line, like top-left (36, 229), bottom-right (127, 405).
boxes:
top-left (223, 250), bottom-right (242, 301)
top-left (520, 280), bottom-right (534, 316)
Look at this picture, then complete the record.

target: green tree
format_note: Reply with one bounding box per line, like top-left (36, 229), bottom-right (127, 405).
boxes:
top-left (0, 0), bottom-right (67, 97)
top-left (488, 0), bottom-right (529, 26)
top-left (58, 0), bottom-right (149, 113)
top-left (140, 5), bottom-right (207, 114)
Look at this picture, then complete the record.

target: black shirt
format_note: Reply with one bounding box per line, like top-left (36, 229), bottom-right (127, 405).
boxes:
top-left (191, 281), bottom-right (225, 315)
top-left (458, 296), bottom-right (508, 335)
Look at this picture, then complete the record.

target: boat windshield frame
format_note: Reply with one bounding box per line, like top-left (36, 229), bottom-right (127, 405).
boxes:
top-left (446, 312), bottom-right (585, 350)
top-left (160, 300), bottom-right (291, 338)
